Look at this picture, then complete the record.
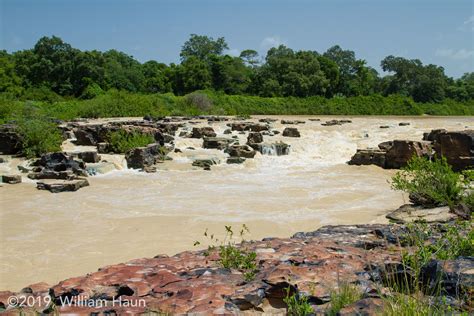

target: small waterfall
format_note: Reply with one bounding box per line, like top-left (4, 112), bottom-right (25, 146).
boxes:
top-left (260, 142), bottom-right (290, 156)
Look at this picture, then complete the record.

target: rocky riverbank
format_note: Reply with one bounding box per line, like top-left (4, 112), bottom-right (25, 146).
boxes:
top-left (0, 222), bottom-right (472, 314)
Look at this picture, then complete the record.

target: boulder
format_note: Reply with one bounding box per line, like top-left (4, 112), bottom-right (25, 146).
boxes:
top-left (378, 141), bottom-right (393, 151)
top-left (28, 170), bottom-right (75, 180)
top-left (77, 151), bottom-right (100, 163)
top-left (228, 123), bottom-right (269, 132)
top-left (192, 158), bottom-right (219, 170)
top-left (1, 174), bottom-right (21, 184)
top-left (226, 145), bottom-right (256, 158)
top-left (247, 124), bottom-right (269, 132)
top-left (421, 258), bottom-right (473, 297)
top-left (0, 124), bottom-right (22, 155)
top-left (348, 149), bottom-right (386, 168)
top-left (433, 130), bottom-right (474, 171)
top-left (125, 143), bottom-right (169, 169)
top-left (423, 129), bottom-right (447, 142)
top-left (385, 140), bottom-right (431, 169)
top-left (37, 179), bottom-right (89, 193)
top-left (226, 157), bottom-right (246, 164)
top-left (223, 129), bottom-right (232, 135)
top-left (37, 152), bottom-right (86, 176)
top-left (191, 127), bottom-right (216, 138)
top-left (282, 127), bottom-right (301, 137)
top-left (203, 137), bottom-right (234, 150)
top-left (247, 132), bottom-right (263, 144)
top-left (386, 204), bottom-right (457, 223)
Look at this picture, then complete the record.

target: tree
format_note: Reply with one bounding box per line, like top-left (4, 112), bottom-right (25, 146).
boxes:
top-left (180, 34), bottom-right (228, 62)
top-left (209, 55), bottom-right (250, 94)
top-left (142, 60), bottom-right (170, 93)
top-left (103, 50), bottom-right (144, 92)
top-left (239, 49), bottom-right (259, 66)
top-left (0, 50), bottom-right (23, 95)
top-left (175, 56), bottom-right (212, 94)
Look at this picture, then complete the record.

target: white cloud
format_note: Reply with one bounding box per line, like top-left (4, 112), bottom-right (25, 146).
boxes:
top-left (260, 36), bottom-right (287, 52)
top-left (458, 15), bottom-right (474, 32)
top-left (435, 48), bottom-right (474, 60)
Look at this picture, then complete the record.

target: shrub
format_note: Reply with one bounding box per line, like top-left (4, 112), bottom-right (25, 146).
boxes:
top-left (391, 156), bottom-right (464, 207)
top-left (185, 92), bottom-right (213, 112)
top-left (16, 118), bottom-right (63, 158)
top-left (195, 225), bottom-right (258, 281)
top-left (283, 286), bottom-right (314, 316)
top-left (327, 283), bottom-right (362, 315)
top-left (107, 130), bottom-right (155, 153)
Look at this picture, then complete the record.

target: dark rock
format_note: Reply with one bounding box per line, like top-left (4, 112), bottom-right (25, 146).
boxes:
top-left (28, 170), bottom-right (75, 180)
top-left (423, 129), bottom-right (447, 142)
top-left (174, 148), bottom-right (182, 153)
top-left (247, 132), bottom-right (263, 144)
top-left (308, 118), bottom-right (321, 121)
top-left (203, 137), bottom-right (234, 150)
top-left (226, 145), bottom-right (256, 158)
top-left (96, 142), bottom-right (110, 154)
top-left (38, 152), bottom-right (86, 175)
top-left (281, 120), bottom-right (305, 125)
top-left (385, 140), bottom-right (431, 169)
top-left (191, 127), bottom-right (216, 138)
top-left (399, 122), bottom-right (410, 126)
top-left (321, 119), bottom-right (352, 126)
top-left (378, 141), bottom-right (393, 151)
top-left (37, 179), bottom-right (89, 193)
top-left (77, 152), bottom-right (100, 163)
top-left (223, 129), bottom-right (232, 134)
top-left (433, 130), bottom-right (474, 171)
top-left (348, 149), bottom-right (386, 168)
top-left (282, 127), bottom-right (301, 138)
top-left (380, 125), bottom-right (390, 129)
top-left (450, 203), bottom-right (471, 220)
top-left (1, 174), bottom-right (21, 184)
top-left (192, 158), bottom-right (219, 170)
top-left (125, 143), bottom-right (169, 169)
top-left (259, 118), bottom-right (278, 123)
top-left (0, 124), bottom-right (22, 154)
top-left (226, 157), bottom-right (246, 164)
top-left (247, 124), bottom-right (269, 132)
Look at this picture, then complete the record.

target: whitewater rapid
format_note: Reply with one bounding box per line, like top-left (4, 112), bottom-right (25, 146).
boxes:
top-left (0, 115), bottom-right (472, 290)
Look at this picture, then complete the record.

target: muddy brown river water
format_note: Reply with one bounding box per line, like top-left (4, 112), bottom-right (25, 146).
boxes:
top-left (0, 115), bottom-right (472, 290)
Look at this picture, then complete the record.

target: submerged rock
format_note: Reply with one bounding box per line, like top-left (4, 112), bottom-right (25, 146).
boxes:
top-left (1, 174), bottom-right (21, 184)
top-left (322, 119), bottom-right (352, 126)
top-left (226, 157), bottom-right (246, 164)
top-left (192, 158), bottom-right (220, 170)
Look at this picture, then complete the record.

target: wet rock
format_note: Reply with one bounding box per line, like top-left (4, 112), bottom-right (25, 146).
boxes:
top-left (229, 123), bottom-right (269, 132)
top-left (308, 118), bottom-right (321, 121)
top-left (247, 132), bottom-right (263, 144)
top-left (281, 119), bottom-right (305, 125)
top-left (226, 157), bottom-right (246, 164)
top-left (385, 140), bottom-right (431, 169)
top-left (399, 122), bottom-right (410, 126)
top-left (433, 130), bottom-right (474, 171)
top-left (37, 179), bottom-right (89, 193)
top-left (282, 127), bottom-right (301, 137)
top-left (125, 143), bottom-right (169, 170)
top-left (85, 162), bottom-right (118, 176)
top-left (380, 125), bottom-right (390, 129)
top-left (1, 174), bottom-right (21, 184)
top-left (37, 152), bottom-right (87, 176)
top-left (192, 158), bottom-right (220, 170)
top-left (348, 149), bottom-right (386, 168)
top-left (225, 145), bottom-right (257, 158)
top-left (247, 124), bottom-right (269, 132)
top-left (0, 124), bottom-right (22, 154)
top-left (386, 204), bottom-right (456, 223)
top-left (223, 128), bottom-right (232, 134)
top-left (259, 118), bottom-right (278, 123)
top-left (96, 142), bottom-right (110, 154)
top-left (191, 127), bottom-right (216, 138)
top-left (322, 119), bottom-right (352, 126)
top-left (77, 151), bottom-right (100, 163)
top-left (203, 137), bottom-right (234, 150)
top-left (378, 141), bottom-right (393, 151)
top-left (28, 170), bottom-right (75, 180)
top-left (423, 129), bottom-right (447, 142)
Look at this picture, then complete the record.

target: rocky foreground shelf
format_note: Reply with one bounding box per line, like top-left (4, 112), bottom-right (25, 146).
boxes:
top-left (0, 224), bottom-right (472, 315)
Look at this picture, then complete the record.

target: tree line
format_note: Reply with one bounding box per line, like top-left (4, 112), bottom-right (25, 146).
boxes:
top-left (1, 34), bottom-right (473, 103)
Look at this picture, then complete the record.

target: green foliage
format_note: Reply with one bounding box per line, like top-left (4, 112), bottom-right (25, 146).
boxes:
top-left (391, 156), bottom-right (464, 207)
top-left (180, 34), bottom-right (228, 62)
top-left (184, 92), bottom-right (213, 112)
top-left (16, 117), bottom-right (62, 158)
top-left (283, 287), bottom-right (314, 316)
top-left (195, 225), bottom-right (258, 281)
top-left (327, 283), bottom-right (363, 316)
top-left (107, 130), bottom-right (155, 153)
top-left (382, 293), bottom-right (456, 316)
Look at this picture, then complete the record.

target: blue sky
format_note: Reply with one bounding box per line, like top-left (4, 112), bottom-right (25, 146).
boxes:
top-left (1, 0), bottom-right (473, 77)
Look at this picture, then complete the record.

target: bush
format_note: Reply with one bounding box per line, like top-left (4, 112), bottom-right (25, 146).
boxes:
top-left (16, 118), bottom-right (63, 158)
top-left (283, 286), bottom-right (314, 316)
top-left (107, 130), bottom-right (155, 153)
top-left (327, 283), bottom-right (362, 315)
top-left (391, 156), bottom-right (464, 207)
top-left (185, 92), bottom-right (213, 112)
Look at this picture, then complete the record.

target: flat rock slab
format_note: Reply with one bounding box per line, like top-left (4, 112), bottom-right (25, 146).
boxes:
top-left (36, 179), bottom-right (90, 193)
top-left (386, 204), bottom-right (457, 223)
